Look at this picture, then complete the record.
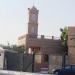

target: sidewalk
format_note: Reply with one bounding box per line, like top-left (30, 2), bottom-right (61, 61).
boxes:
top-left (0, 70), bottom-right (54, 75)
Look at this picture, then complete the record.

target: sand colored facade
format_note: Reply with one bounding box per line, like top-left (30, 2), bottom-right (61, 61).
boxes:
top-left (68, 27), bottom-right (75, 65)
top-left (25, 34), bottom-right (62, 55)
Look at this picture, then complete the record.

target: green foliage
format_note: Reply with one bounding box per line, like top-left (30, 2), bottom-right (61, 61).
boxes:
top-left (0, 44), bottom-right (26, 53)
top-left (60, 27), bottom-right (68, 54)
top-left (0, 45), bottom-right (12, 50)
top-left (11, 45), bottom-right (26, 53)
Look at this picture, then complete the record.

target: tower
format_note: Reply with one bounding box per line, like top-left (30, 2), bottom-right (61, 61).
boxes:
top-left (28, 6), bottom-right (39, 37)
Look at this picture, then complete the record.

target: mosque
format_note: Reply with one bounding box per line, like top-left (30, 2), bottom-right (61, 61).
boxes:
top-left (0, 6), bottom-right (75, 72)
top-left (18, 6), bottom-right (63, 72)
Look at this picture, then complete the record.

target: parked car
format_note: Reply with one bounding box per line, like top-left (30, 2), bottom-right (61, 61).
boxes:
top-left (53, 65), bottom-right (75, 75)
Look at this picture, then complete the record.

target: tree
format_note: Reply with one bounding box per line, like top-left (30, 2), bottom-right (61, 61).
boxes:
top-left (60, 27), bottom-right (68, 54)
top-left (0, 44), bottom-right (26, 53)
top-left (60, 27), bottom-right (68, 67)
top-left (11, 45), bottom-right (26, 53)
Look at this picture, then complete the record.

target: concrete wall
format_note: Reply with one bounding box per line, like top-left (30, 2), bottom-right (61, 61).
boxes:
top-left (0, 50), bottom-right (4, 69)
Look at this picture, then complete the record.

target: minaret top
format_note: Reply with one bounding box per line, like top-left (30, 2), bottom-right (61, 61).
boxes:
top-left (31, 6), bottom-right (37, 10)
top-left (28, 6), bottom-right (38, 13)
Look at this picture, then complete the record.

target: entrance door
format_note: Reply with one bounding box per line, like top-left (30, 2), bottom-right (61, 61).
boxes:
top-left (40, 54), bottom-right (49, 73)
top-left (43, 54), bottom-right (49, 68)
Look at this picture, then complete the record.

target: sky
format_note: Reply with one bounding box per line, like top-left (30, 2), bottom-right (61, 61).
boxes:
top-left (0, 0), bottom-right (75, 45)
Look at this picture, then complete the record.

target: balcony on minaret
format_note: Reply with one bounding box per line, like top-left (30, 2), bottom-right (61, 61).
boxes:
top-left (26, 34), bottom-right (37, 38)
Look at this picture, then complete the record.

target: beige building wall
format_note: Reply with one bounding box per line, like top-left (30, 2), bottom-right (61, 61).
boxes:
top-left (68, 27), bottom-right (75, 65)
top-left (18, 34), bottom-right (63, 54)
top-left (25, 34), bottom-right (63, 55)
top-left (18, 35), bottom-right (26, 46)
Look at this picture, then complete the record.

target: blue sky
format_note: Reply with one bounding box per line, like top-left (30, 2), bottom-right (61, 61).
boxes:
top-left (0, 0), bottom-right (75, 45)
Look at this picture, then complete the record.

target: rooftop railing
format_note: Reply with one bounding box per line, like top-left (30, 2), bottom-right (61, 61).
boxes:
top-left (37, 35), bottom-right (60, 40)
top-left (18, 34), bottom-right (61, 40)
top-left (27, 34), bottom-right (60, 40)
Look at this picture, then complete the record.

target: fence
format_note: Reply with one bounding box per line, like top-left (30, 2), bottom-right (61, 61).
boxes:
top-left (4, 51), bottom-right (67, 73)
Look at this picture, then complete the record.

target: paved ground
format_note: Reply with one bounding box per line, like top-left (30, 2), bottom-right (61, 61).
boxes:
top-left (0, 70), bottom-right (54, 75)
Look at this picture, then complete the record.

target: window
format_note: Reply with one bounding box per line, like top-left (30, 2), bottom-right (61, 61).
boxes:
top-left (44, 54), bottom-right (49, 62)
top-left (0, 53), bottom-right (1, 56)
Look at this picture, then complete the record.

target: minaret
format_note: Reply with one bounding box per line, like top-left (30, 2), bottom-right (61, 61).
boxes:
top-left (28, 6), bottom-right (39, 37)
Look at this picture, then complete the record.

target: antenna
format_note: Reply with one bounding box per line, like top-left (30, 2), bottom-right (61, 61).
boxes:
top-left (32, 0), bottom-right (39, 9)
top-left (32, 0), bottom-right (35, 7)
top-left (33, 2), bottom-right (34, 6)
